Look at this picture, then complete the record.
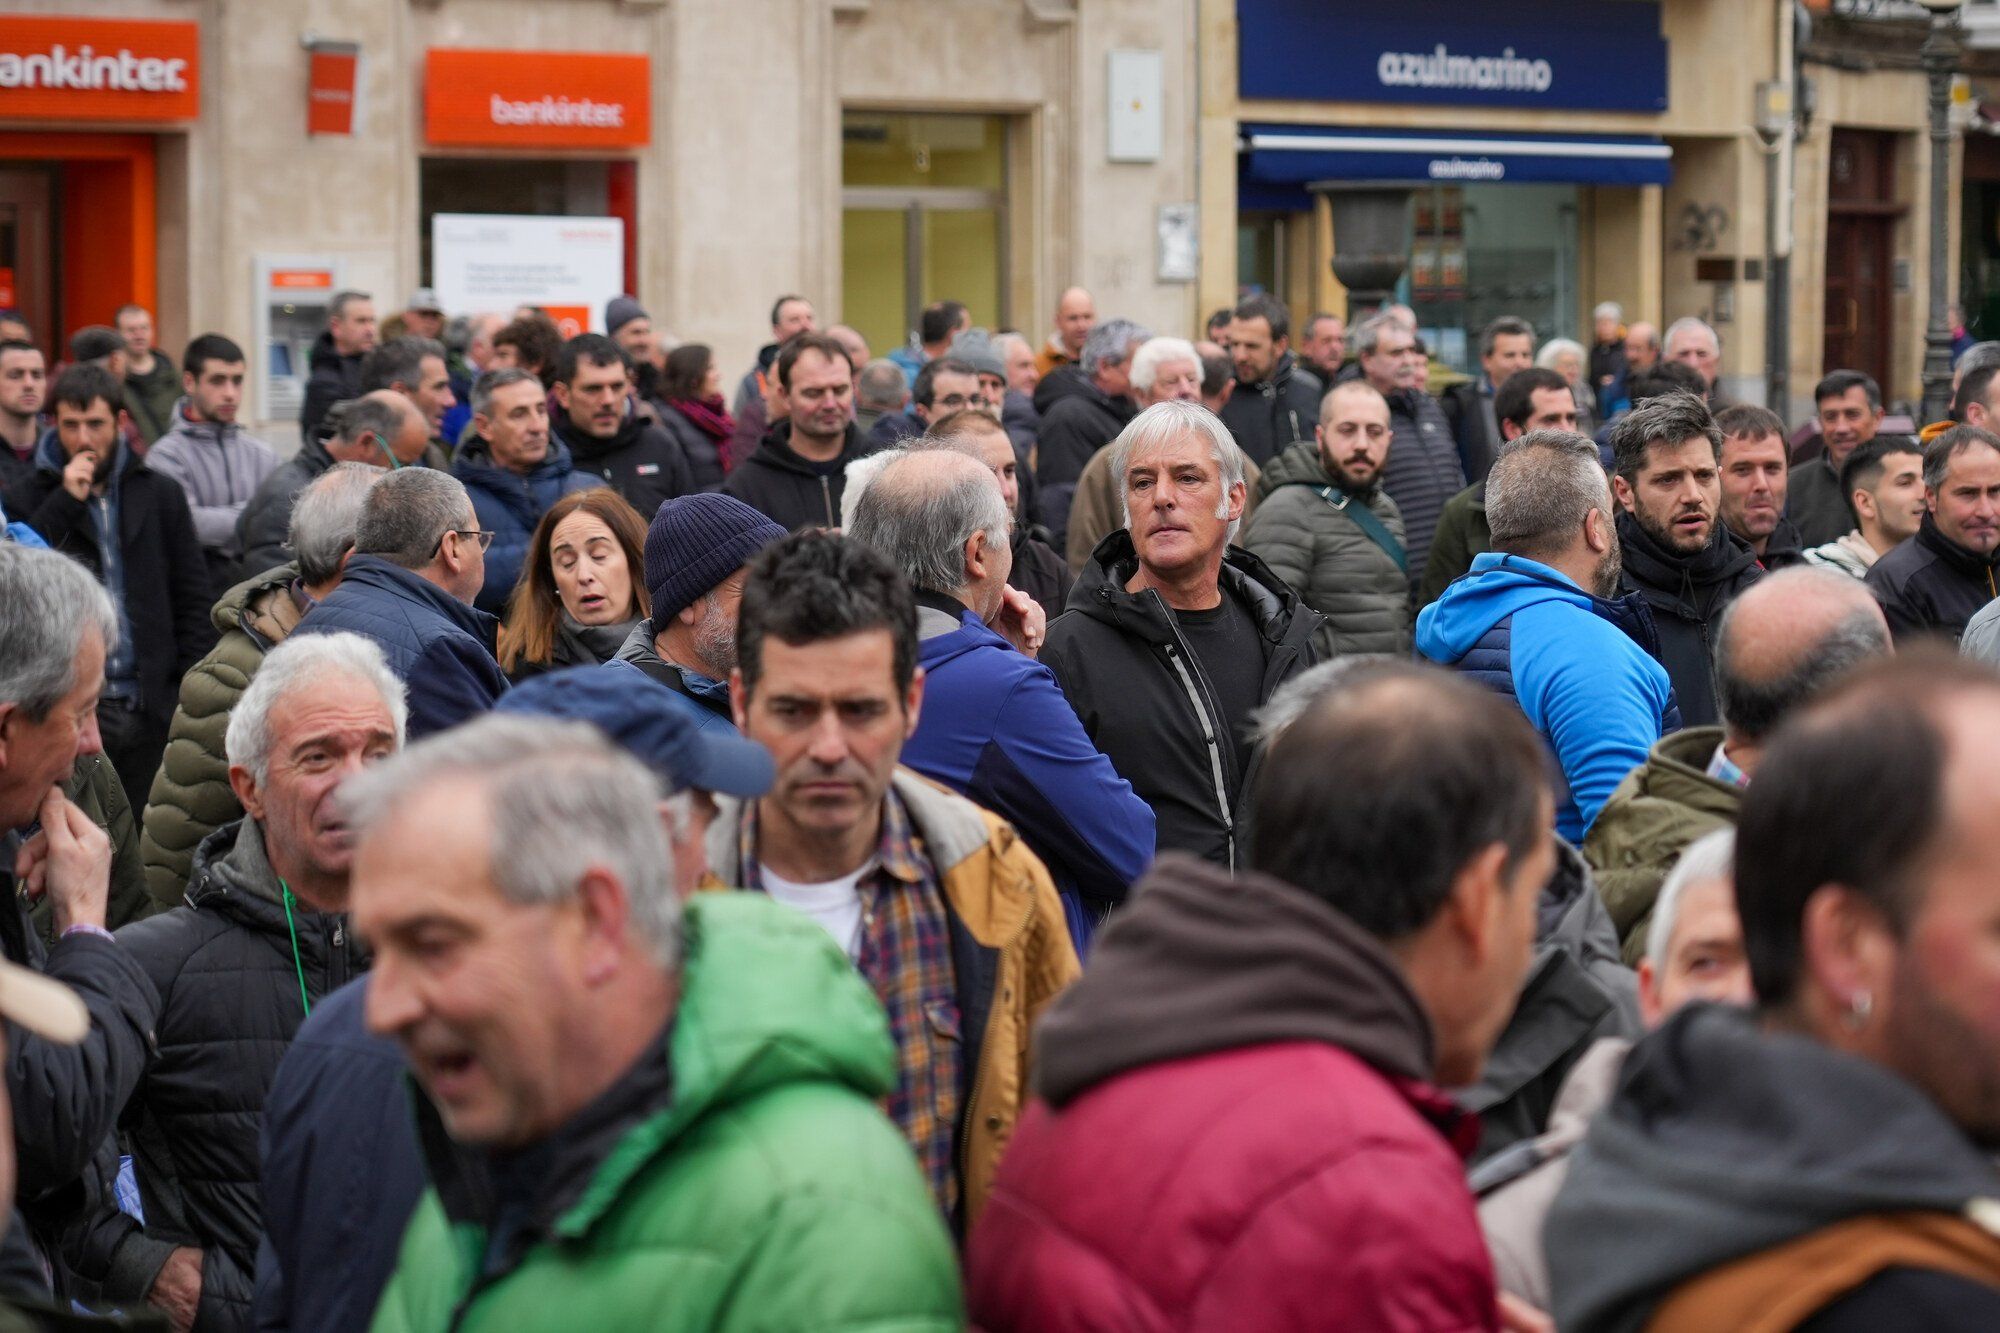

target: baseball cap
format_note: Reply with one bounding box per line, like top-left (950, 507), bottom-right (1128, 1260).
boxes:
top-left (0, 960), bottom-right (89, 1044)
top-left (407, 288), bottom-right (443, 314)
top-left (496, 666), bottom-right (774, 798)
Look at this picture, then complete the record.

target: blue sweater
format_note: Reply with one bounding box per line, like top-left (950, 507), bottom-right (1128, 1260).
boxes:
top-left (902, 608), bottom-right (1154, 914)
top-left (1416, 553), bottom-right (1677, 843)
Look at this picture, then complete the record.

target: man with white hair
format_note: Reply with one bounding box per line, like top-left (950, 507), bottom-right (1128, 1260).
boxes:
top-left (1663, 316), bottom-right (1723, 401)
top-left (1589, 301), bottom-right (1627, 406)
top-left (1044, 401), bottom-right (1321, 868)
top-left (103, 632), bottom-right (406, 1329)
top-left (1032, 318), bottom-right (1148, 550)
top-left (354, 715), bottom-right (960, 1330)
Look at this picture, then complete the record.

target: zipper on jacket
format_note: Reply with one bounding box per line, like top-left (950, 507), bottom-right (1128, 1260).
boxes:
top-left (821, 475), bottom-right (833, 526)
top-left (1161, 635), bottom-right (1237, 870)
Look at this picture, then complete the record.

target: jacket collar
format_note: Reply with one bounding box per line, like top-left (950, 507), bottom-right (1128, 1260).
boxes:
top-left (1071, 528), bottom-right (1316, 649)
top-left (337, 555), bottom-right (498, 645)
top-left (612, 619), bottom-right (730, 712)
top-left (1916, 511), bottom-right (2000, 577)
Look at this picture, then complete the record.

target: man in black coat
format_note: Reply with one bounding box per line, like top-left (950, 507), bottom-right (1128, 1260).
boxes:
top-left (1033, 318), bottom-right (1148, 551)
top-left (237, 391), bottom-right (428, 577)
top-left (1865, 424), bottom-right (2000, 643)
top-left (1609, 391), bottom-right (1763, 727)
top-left (98, 632), bottom-right (402, 1329)
top-left (1218, 293), bottom-right (1322, 469)
top-left (12, 367), bottom-right (214, 809)
top-left (0, 544), bottom-right (163, 1307)
top-left (724, 333), bottom-right (881, 530)
top-left (1044, 401), bottom-right (1320, 871)
top-left (297, 292), bottom-right (377, 443)
top-left (550, 334), bottom-right (693, 523)
top-left (1354, 313), bottom-right (1465, 589)
top-left (1440, 316), bottom-right (1534, 485)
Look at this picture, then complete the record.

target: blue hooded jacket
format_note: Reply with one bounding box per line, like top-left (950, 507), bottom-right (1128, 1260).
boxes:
top-left (1416, 553), bottom-right (1678, 843)
top-left (452, 436), bottom-right (599, 614)
top-left (902, 603), bottom-right (1154, 926)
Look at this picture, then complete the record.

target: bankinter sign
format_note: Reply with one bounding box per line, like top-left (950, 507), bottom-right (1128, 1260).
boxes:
top-left (426, 49), bottom-right (649, 149)
top-left (0, 17), bottom-right (199, 122)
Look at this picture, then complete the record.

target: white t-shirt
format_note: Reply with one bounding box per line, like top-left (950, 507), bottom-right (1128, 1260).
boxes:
top-left (761, 861), bottom-right (871, 961)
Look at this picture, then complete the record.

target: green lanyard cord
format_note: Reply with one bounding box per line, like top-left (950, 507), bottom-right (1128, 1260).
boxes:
top-left (278, 879), bottom-right (313, 1018)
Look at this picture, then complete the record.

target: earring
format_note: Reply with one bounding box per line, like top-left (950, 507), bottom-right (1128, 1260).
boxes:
top-left (1845, 990), bottom-right (1874, 1030)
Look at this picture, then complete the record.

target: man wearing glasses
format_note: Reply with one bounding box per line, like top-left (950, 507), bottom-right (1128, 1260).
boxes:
top-left (237, 391), bottom-right (431, 577)
top-left (292, 467), bottom-right (507, 736)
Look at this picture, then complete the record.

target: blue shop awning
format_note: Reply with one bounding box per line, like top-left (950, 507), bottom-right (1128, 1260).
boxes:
top-left (1240, 124), bottom-right (1674, 189)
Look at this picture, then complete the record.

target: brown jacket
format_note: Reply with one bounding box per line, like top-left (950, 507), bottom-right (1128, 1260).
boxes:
top-left (703, 767), bottom-right (1079, 1224)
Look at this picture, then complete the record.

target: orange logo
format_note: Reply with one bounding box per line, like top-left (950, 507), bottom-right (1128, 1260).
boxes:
top-left (425, 49), bottom-right (649, 149)
top-left (0, 17), bottom-right (199, 122)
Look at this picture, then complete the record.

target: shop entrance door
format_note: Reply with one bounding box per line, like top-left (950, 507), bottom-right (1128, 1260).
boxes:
top-left (0, 168), bottom-right (55, 352)
top-left (1824, 130), bottom-right (1900, 392)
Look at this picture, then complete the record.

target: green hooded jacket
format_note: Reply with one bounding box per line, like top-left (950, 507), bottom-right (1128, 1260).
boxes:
top-left (370, 892), bottom-right (962, 1333)
top-left (1581, 725), bottom-right (1741, 964)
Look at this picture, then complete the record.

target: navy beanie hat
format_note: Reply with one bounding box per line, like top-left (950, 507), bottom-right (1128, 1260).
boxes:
top-left (645, 494), bottom-right (788, 622)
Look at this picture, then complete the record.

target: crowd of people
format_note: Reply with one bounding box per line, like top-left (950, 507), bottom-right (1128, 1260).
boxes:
top-left (0, 276), bottom-right (1998, 1332)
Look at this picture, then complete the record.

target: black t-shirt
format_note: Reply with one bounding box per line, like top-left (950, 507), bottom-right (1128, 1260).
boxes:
top-left (1172, 593), bottom-right (1266, 784)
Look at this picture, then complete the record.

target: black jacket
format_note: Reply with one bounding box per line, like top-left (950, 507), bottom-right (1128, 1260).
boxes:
top-left (1438, 378), bottom-right (1504, 485)
top-left (1615, 512), bottom-right (1763, 728)
top-left (1757, 515), bottom-right (1808, 571)
top-left (235, 437), bottom-right (335, 579)
top-left (105, 821), bottom-right (366, 1330)
top-left (1379, 388), bottom-right (1466, 589)
top-left (1009, 530), bottom-right (1072, 624)
top-left (1864, 514), bottom-right (2000, 645)
top-left (1043, 532), bottom-right (1320, 870)
top-left (14, 443), bottom-right (215, 727)
top-left (653, 403), bottom-right (727, 493)
top-left (554, 407), bottom-right (693, 524)
top-left (1033, 385), bottom-right (1136, 551)
top-left (297, 333), bottom-right (362, 444)
top-left (1218, 352), bottom-right (1321, 468)
top-left (721, 420), bottom-right (877, 531)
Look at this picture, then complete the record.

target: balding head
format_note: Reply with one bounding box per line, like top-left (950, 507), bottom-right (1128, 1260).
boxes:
top-left (1713, 567), bottom-right (1891, 749)
top-left (848, 448), bottom-right (1012, 618)
top-left (1055, 286), bottom-right (1096, 356)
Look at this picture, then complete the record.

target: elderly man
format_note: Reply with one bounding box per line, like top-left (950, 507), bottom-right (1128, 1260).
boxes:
top-left (1866, 424), bottom-right (2000, 642)
top-left (0, 544), bottom-right (162, 1304)
top-left (143, 463), bottom-right (382, 909)
top-left (239, 391), bottom-right (428, 575)
top-left (1586, 567), bottom-right (1891, 960)
top-left (1033, 318), bottom-right (1148, 550)
top-left (922, 410), bottom-right (1070, 620)
top-left (1418, 430), bottom-right (1678, 845)
top-left (292, 468), bottom-right (505, 737)
top-left (1354, 312), bottom-right (1463, 585)
top-left (856, 357), bottom-right (914, 446)
top-left (1046, 401), bottom-right (1320, 868)
top-left (850, 447), bottom-right (1153, 938)
top-left (1244, 380), bottom-right (1411, 658)
top-left (1589, 301), bottom-right (1627, 404)
top-left (1662, 316), bottom-right (1722, 401)
top-left (716, 531), bottom-right (1077, 1229)
top-left (1035, 286), bottom-right (1095, 378)
top-left (1219, 293), bottom-right (1322, 467)
top-left (455, 368), bottom-right (597, 613)
top-left (300, 291), bottom-right (377, 442)
top-left (103, 634), bottom-right (404, 1330)
top-left (1297, 311), bottom-right (1346, 386)
top-left (144, 334), bottom-right (281, 596)
top-left (349, 713), bottom-right (960, 1331)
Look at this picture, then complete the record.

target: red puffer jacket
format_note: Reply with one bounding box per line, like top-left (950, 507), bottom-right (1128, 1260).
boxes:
top-left (966, 855), bottom-right (1499, 1332)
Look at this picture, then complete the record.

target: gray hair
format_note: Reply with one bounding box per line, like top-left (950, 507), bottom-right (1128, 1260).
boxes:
top-left (1649, 827), bottom-right (1736, 972)
top-left (1594, 301), bottom-right (1623, 323)
top-left (0, 545), bottom-right (119, 722)
top-left (354, 468), bottom-right (472, 570)
top-left (225, 632), bottom-right (407, 786)
top-left (329, 290), bottom-right (371, 321)
top-left (1129, 336), bottom-right (1199, 394)
top-left (290, 462), bottom-right (384, 586)
top-left (839, 448), bottom-right (906, 533)
top-left (1713, 569), bottom-right (1890, 742)
top-left (994, 331), bottom-right (1032, 363)
top-left (1486, 430), bottom-right (1612, 560)
top-left (341, 714), bottom-right (681, 969)
top-left (1251, 657), bottom-right (1386, 745)
top-left (1110, 400), bottom-right (1248, 542)
top-left (469, 367), bottom-right (540, 419)
top-left (325, 394), bottom-right (409, 451)
top-left (1080, 318), bottom-right (1151, 378)
top-left (361, 336), bottom-right (446, 394)
top-left (1923, 423), bottom-right (2000, 491)
top-left (848, 451), bottom-right (1009, 596)
top-left (1479, 316), bottom-right (1535, 359)
top-left (1351, 313), bottom-right (1403, 358)
top-left (856, 358), bottom-right (909, 411)
top-left (1663, 316), bottom-right (1720, 357)
top-left (1956, 341), bottom-right (2000, 390)
top-left (1608, 390), bottom-right (1721, 484)
top-left (1536, 338), bottom-right (1587, 373)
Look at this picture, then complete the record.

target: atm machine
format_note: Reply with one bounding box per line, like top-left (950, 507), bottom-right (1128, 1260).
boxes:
top-left (253, 255), bottom-right (344, 434)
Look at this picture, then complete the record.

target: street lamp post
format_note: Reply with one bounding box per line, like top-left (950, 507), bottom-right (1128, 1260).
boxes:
top-left (1919, 0), bottom-right (1963, 427)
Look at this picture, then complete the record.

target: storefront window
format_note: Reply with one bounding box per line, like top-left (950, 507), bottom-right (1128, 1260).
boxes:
top-left (418, 158), bottom-right (624, 289)
top-left (1409, 183), bottom-right (1580, 372)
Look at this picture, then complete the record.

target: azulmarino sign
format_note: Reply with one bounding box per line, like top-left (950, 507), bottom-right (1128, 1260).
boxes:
top-left (1238, 0), bottom-right (1667, 115)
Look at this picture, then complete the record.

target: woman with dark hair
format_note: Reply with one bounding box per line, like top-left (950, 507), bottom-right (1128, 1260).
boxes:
top-left (496, 487), bottom-right (651, 680)
top-left (655, 344), bottom-right (733, 491)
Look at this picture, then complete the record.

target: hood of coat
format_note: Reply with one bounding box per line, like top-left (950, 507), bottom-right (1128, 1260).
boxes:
top-left (1632, 725), bottom-right (1740, 810)
top-left (211, 560), bottom-right (303, 637)
top-left (1033, 852), bottom-right (1436, 1107)
top-left (1417, 551), bottom-right (1625, 664)
top-left (1068, 527), bottom-right (1317, 651)
top-left (186, 818), bottom-right (316, 935)
top-left (163, 397), bottom-right (238, 446)
top-left (1549, 1002), bottom-right (2000, 1333)
top-left (1031, 363), bottom-right (1097, 416)
top-left (742, 418), bottom-right (867, 477)
top-left (306, 329), bottom-right (352, 373)
top-left (34, 428), bottom-right (134, 486)
top-left (1615, 509), bottom-right (1762, 618)
top-left (1253, 437), bottom-right (1338, 498)
top-left (551, 404), bottom-right (654, 467)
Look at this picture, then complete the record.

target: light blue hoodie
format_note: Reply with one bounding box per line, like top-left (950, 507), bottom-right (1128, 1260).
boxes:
top-left (1416, 552), bottom-right (1677, 842)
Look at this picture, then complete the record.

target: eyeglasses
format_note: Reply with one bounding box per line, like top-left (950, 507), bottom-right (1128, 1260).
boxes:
top-left (431, 528), bottom-right (494, 557)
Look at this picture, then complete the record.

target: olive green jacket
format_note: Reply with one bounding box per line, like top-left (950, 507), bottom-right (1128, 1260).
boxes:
top-left (1419, 481), bottom-right (1490, 608)
top-left (138, 563), bottom-right (305, 909)
top-left (31, 753), bottom-right (156, 944)
top-left (1581, 726), bottom-right (1741, 964)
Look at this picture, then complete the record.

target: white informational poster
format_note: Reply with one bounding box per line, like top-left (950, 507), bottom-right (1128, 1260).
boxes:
top-left (431, 213), bottom-right (625, 337)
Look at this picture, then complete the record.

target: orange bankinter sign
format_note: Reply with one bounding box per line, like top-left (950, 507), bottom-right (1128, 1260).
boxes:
top-left (0, 16), bottom-right (199, 123)
top-left (425, 49), bottom-right (649, 149)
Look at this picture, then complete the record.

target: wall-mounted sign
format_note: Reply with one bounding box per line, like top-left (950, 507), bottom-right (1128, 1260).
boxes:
top-left (432, 214), bottom-right (624, 337)
top-left (1238, 0), bottom-right (1667, 114)
top-left (1108, 50), bottom-right (1163, 163)
top-left (307, 40), bottom-right (359, 136)
top-left (425, 49), bottom-right (649, 149)
top-left (0, 16), bottom-right (199, 122)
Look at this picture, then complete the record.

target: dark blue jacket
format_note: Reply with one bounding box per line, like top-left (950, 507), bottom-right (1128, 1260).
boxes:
top-left (903, 598), bottom-right (1154, 918)
top-left (251, 977), bottom-right (422, 1333)
top-left (1416, 553), bottom-right (1679, 844)
top-left (452, 436), bottom-right (598, 614)
top-left (291, 555), bottom-right (507, 738)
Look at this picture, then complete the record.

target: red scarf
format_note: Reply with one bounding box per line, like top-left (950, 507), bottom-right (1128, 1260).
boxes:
top-left (669, 394), bottom-right (735, 443)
